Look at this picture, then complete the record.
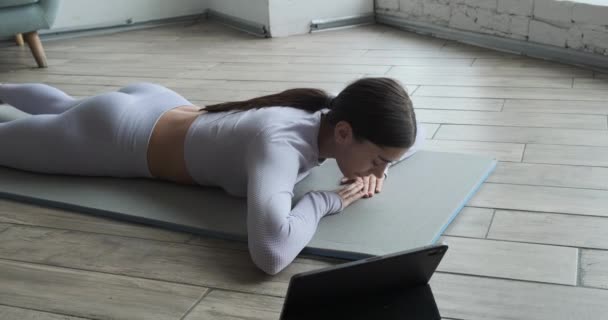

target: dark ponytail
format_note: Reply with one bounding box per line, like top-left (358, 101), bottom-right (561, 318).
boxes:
top-left (203, 77), bottom-right (417, 149)
top-left (203, 88), bottom-right (333, 113)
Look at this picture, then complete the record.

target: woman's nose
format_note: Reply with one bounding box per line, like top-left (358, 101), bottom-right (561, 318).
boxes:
top-left (371, 164), bottom-right (387, 179)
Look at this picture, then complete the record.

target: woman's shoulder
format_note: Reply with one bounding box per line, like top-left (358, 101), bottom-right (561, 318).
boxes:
top-left (247, 109), bottom-right (321, 167)
top-left (252, 106), bottom-right (313, 121)
top-left (255, 109), bottom-right (321, 142)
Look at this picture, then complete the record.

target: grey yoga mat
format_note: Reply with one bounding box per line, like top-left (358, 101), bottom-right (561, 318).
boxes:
top-left (0, 105), bottom-right (496, 260)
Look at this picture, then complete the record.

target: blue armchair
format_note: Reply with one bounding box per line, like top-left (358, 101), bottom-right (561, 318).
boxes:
top-left (0, 0), bottom-right (61, 68)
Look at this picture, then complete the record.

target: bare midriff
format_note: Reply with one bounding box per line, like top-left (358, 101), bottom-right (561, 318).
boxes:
top-left (147, 105), bottom-right (206, 185)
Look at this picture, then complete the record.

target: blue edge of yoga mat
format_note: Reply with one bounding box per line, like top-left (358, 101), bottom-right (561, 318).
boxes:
top-left (433, 160), bottom-right (496, 243)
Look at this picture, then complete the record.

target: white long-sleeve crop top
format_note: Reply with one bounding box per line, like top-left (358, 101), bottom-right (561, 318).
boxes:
top-left (183, 107), bottom-right (423, 274)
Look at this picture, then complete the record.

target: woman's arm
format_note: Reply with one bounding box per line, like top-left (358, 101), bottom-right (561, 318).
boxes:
top-left (245, 133), bottom-right (343, 275)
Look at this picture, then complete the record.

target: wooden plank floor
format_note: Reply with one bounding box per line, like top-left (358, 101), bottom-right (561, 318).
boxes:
top-left (2, 21), bottom-right (608, 319)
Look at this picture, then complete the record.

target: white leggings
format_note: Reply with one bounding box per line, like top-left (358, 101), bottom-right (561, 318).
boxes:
top-left (0, 83), bottom-right (192, 177)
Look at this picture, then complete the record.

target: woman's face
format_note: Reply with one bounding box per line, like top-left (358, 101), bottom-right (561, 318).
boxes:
top-left (332, 121), bottom-right (408, 179)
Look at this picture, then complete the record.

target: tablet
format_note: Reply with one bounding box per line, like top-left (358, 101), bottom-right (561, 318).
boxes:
top-left (280, 243), bottom-right (448, 319)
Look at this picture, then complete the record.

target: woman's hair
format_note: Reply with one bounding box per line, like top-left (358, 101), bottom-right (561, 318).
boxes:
top-left (204, 77), bottom-right (417, 148)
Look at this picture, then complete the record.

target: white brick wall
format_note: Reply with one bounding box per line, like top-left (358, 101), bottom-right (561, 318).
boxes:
top-left (497, 0), bottom-right (533, 16)
top-left (533, 0), bottom-right (573, 26)
top-left (475, 8), bottom-right (495, 28)
top-left (449, 5), bottom-right (482, 31)
top-left (464, 0), bottom-right (498, 10)
top-left (510, 15), bottom-right (530, 35)
top-left (376, 0), bottom-right (399, 10)
top-left (529, 20), bottom-right (567, 46)
top-left (489, 12), bottom-right (512, 33)
top-left (566, 26), bottom-right (584, 49)
top-left (377, 0), bottom-right (608, 56)
top-left (583, 29), bottom-right (608, 54)
top-left (423, 2), bottom-right (452, 22)
top-left (399, 0), bottom-right (425, 16)
top-left (573, 3), bottom-right (608, 25)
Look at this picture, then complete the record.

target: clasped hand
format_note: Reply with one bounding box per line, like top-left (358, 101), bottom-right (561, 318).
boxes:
top-left (335, 174), bottom-right (385, 209)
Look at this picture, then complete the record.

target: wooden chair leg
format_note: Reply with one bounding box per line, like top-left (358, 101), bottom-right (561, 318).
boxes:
top-left (15, 33), bottom-right (24, 46)
top-left (23, 31), bottom-right (48, 68)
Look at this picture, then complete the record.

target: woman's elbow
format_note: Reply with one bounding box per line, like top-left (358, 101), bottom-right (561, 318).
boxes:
top-left (249, 244), bottom-right (288, 275)
top-left (257, 262), bottom-right (284, 276)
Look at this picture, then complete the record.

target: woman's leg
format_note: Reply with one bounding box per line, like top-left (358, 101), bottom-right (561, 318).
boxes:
top-left (0, 83), bottom-right (79, 115)
top-left (0, 82), bottom-right (188, 178)
top-left (0, 91), bottom-right (150, 178)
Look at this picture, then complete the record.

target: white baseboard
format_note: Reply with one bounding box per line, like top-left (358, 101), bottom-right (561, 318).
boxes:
top-left (310, 14), bottom-right (375, 33)
top-left (206, 9), bottom-right (268, 38)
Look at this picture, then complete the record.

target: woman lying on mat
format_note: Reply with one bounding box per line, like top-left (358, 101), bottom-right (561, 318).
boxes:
top-left (0, 77), bottom-right (423, 274)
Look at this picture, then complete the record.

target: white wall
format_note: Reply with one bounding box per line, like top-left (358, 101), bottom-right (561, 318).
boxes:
top-left (47, 0), bottom-right (208, 32)
top-left (207, 0), bottom-right (269, 28)
top-left (42, 0), bottom-right (373, 37)
top-left (269, 0), bottom-right (374, 37)
top-left (376, 0), bottom-right (608, 56)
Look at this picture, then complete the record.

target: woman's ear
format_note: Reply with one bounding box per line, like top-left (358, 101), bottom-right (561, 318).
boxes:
top-left (334, 121), bottom-right (353, 145)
